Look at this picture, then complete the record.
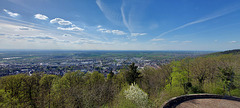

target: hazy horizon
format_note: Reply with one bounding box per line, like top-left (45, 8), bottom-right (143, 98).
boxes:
top-left (0, 0), bottom-right (240, 50)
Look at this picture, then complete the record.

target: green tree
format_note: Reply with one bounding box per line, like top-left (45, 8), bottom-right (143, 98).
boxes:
top-left (39, 74), bottom-right (58, 108)
top-left (126, 63), bottom-right (141, 85)
top-left (218, 67), bottom-right (235, 95)
top-left (107, 71), bottom-right (114, 80)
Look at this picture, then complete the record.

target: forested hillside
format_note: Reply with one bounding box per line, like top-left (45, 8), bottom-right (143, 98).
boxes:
top-left (0, 50), bottom-right (240, 107)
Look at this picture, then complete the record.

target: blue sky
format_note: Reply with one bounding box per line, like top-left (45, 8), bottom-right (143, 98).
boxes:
top-left (0, 0), bottom-right (240, 51)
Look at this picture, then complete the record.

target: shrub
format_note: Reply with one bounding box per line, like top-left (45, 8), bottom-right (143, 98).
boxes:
top-left (124, 83), bottom-right (149, 108)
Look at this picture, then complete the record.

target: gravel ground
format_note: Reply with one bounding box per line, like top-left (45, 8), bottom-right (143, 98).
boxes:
top-left (176, 99), bottom-right (240, 108)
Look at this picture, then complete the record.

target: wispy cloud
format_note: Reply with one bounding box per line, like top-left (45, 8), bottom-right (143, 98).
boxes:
top-left (230, 41), bottom-right (237, 43)
top-left (0, 15), bottom-right (49, 31)
top-left (34, 14), bottom-right (48, 20)
top-left (120, 3), bottom-right (131, 32)
top-left (57, 26), bottom-right (84, 31)
top-left (131, 33), bottom-right (147, 37)
top-left (96, 0), bottom-right (122, 25)
top-left (96, 0), bottom-right (134, 33)
top-left (73, 38), bottom-right (112, 45)
top-left (112, 30), bottom-right (127, 35)
top-left (3, 9), bottom-right (19, 17)
top-left (8, 35), bottom-right (54, 40)
top-left (97, 26), bottom-right (127, 35)
top-left (19, 27), bottom-right (29, 30)
top-left (183, 41), bottom-right (192, 43)
top-left (97, 28), bottom-right (112, 33)
top-left (151, 38), bottom-right (165, 41)
top-left (155, 6), bottom-right (240, 38)
top-left (28, 36), bottom-right (54, 40)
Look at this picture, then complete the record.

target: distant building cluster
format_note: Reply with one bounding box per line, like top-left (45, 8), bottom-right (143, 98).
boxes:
top-left (0, 57), bottom-right (172, 77)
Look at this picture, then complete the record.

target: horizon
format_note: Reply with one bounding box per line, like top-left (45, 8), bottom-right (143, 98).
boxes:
top-left (0, 0), bottom-right (240, 50)
top-left (0, 49), bottom-right (219, 52)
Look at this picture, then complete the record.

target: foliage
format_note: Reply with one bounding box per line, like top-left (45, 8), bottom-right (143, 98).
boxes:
top-left (124, 83), bottom-right (149, 107)
top-left (126, 63), bottom-right (141, 85)
top-left (0, 51), bottom-right (240, 107)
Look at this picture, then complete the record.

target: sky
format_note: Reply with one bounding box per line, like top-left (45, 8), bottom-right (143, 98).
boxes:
top-left (0, 0), bottom-right (240, 51)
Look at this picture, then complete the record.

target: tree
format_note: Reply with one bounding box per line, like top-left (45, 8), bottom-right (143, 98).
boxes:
top-left (107, 71), bottom-right (114, 80)
top-left (190, 57), bottom-right (210, 91)
top-left (126, 63), bottom-right (141, 85)
top-left (218, 67), bottom-right (235, 95)
top-left (39, 74), bottom-right (58, 108)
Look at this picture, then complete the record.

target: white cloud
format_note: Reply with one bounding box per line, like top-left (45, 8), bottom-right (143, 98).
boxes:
top-left (97, 28), bottom-right (127, 35)
top-left (230, 41), bottom-right (237, 43)
top-left (19, 27), bottom-right (29, 30)
top-left (151, 38), bottom-right (165, 41)
top-left (50, 18), bottom-right (63, 23)
top-left (112, 30), bottom-right (127, 35)
top-left (104, 30), bottom-right (111, 33)
top-left (57, 27), bottom-right (84, 31)
top-left (3, 9), bottom-right (19, 17)
top-left (50, 18), bottom-right (72, 25)
top-left (131, 33), bottom-right (147, 37)
top-left (50, 18), bottom-right (83, 31)
top-left (97, 25), bottom-right (102, 28)
top-left (97, 28), bottom-right (111, 33)
top-left (58, 20), bottom-right (72, 25)
top-left (34, 14), bottom-right (48, 20)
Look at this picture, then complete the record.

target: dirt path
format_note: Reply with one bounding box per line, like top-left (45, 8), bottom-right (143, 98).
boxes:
top-left (176, 98), bottom-right (240, 108)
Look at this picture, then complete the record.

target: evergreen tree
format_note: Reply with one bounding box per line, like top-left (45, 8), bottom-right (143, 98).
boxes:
top-left (126, 63), bottom-right (141, 85)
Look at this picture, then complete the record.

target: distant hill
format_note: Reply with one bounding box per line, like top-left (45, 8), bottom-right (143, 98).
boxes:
top-left (219, 49), bottom-right (240, 54)
top-left (208, 49), bottom-right (240, 56)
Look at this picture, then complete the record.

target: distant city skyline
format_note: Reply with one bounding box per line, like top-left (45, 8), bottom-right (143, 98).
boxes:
top-left (0, 0), bottom-right (240, 51)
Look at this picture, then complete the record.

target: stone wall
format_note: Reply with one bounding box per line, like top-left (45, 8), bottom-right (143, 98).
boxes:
top-left (161, 94), bottom-right (240, 108)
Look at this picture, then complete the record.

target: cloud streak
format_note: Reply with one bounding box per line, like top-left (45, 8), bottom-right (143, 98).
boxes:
top-left (97, 26), bottom-right (127, 35)
top-left (230, 41), bottom-right (237, 43)
top-left (73, 38), bottom-right (112, 45)
top-left (131, 33), bottom-right (147, 37)
top-left (112, 30), bottom-right (127, 35)
top-left (155, 6), bottom-right (240, 39)
top-left (19, 27), bottom-right (29, 30)
top-left (57, 26), bottom-right (84, 31)
top-left (151, 38), bottom-right (164, 41)
top-left (96, 0), bottom-right (122, 25)
top-left (3, 9), bottom-right (19, 17)
top-left (120, 3), bottom-right (131, 32)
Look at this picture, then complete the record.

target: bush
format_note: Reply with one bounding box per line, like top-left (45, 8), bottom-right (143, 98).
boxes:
top-left (230, 89), bottom-right (240, 97)
top-left (124, 83), bottom-right (149, 107)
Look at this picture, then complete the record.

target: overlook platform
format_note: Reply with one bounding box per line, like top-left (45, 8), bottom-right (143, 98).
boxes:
top-left (162, 94), bottom-right (240, 108)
